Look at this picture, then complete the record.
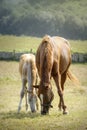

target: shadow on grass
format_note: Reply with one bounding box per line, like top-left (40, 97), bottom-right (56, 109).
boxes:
top-left (0, 111), bottom-right (62, 120)
top-left (0, 111), bottom-right (41, 119)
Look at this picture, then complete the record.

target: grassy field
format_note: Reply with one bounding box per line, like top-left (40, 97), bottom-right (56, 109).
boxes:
top-left (0, 61), bottom-right (87, 130)
top-left (0, 35), bottom-right (87, 53)
top-left (0, 35), bottom-right (41, 53)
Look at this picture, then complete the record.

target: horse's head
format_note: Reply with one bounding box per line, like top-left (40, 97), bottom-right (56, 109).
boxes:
top-left (33, 83), bottom-right (54, 115)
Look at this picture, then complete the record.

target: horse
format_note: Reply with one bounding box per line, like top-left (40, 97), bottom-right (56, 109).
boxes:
top-left (33, 35), bottom-right (79, 115)
top-left (18, 54), bottom-right (39, 113)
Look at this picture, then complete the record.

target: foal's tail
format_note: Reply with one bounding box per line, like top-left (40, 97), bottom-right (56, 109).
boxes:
top-left (67, 70), bottom-right (80, 85)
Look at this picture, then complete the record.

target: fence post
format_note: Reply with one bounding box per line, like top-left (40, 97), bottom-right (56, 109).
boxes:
top-left (13, 50), bottom-right (15, 60)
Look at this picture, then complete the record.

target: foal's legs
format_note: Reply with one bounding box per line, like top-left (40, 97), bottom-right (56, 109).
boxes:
top-left (53, 73), bottom-right (67, 114)
top-left (27, 77), bottom-right (37, 112)
top-left (36, 96), bottom-right (39, 110)
top-left (24, 85), bottom-right (28, 111)
top-left (18, 79), bottom-right (27, 113)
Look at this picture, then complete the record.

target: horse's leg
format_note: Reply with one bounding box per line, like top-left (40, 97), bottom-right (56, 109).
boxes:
top-left (35, 73), bottom-right (39, 111)
top-left (35, 88), bottom-right (39, 110)
top-left (18, 79), bottom-right (26, 113)
top-left (60, 72), bottom-right (68, 114)
top-left (24, 84), bottom-right (28, 111)
top-left (58, 72), bottom-right (67, 110)
top-left (53, 73), bottom-right (67, 114)
top-left (36, 96), bottom-right (39, 111)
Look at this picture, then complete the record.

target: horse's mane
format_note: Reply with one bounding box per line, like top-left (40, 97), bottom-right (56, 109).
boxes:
top-left (40, 35), bottom-right (53, 85)
top-left (42, 35), bottom-right (51, 44)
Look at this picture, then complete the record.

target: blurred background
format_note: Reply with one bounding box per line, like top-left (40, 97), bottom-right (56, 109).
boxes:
top-left (0, 0), bottom-right (87, 39)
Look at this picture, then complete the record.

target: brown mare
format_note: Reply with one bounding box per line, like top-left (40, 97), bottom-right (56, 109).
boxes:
top-left (33, 35), bottom-right (78, 115)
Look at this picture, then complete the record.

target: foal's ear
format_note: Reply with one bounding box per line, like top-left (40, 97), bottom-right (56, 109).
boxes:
top-left (33, 85), bottom-right (39, 88)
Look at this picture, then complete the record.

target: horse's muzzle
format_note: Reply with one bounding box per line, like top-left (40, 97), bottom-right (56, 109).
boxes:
top-left (41, 104), bottom-right (53, 115)
top-left (41, 111), bottom-right (49, 115)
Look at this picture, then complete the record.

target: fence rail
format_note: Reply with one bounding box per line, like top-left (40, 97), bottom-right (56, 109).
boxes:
top-left (0, 51), bottom-right (87, 63)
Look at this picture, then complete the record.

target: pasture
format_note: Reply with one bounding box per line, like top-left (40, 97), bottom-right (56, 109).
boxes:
top-left (0, 61), bottom-right (87, 130)
top-left (0, 35), bottom-right (87, 53)
top-left (0, 35), bottom-right (87, 130)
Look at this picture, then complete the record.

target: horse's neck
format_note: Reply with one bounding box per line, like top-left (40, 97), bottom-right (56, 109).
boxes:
top-left (41, 60), bottom-right (51, 85)
top-left (41, 68), bottom-right (51, 86)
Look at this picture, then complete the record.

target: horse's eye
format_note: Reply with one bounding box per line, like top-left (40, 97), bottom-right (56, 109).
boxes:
top-left (45, 86), bottom-right (49, 90)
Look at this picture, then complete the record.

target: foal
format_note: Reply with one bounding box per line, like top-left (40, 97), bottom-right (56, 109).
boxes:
top-left (18, 54), bottom-right (38, 113)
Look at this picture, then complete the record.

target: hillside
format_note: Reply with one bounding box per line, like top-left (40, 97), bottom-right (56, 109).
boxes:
top-left (0, 0), bottom-right (87, 39)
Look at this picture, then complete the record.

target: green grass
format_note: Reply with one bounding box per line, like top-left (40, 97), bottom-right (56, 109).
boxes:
top-left (0, 35), bottom-right (41, 53)
top-left (70, 40), bottom-right (87, 53)
top-left (0, 61), bottom-right (87, 130)
top-left (0, 35), bottom-right (87, 53)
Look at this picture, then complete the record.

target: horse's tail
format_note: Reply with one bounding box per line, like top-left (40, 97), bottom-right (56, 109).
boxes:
top-left (67, 70), bottom-right (80, 85)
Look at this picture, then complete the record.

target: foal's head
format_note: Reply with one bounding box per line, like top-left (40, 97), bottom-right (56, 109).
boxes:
top-left (33, 83), bottom-right (54, 115)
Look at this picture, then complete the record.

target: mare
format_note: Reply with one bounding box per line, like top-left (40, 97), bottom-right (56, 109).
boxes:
top-left (33, 35), bottom-right (79, 115)
top-left (18, 54), bottom-right (38, 113)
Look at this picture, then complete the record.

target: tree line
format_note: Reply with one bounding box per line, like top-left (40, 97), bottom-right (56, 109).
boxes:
top-left (0, 0), bottom-right (87, 39)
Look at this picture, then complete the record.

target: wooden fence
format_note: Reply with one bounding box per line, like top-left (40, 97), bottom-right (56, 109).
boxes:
top-left (0, 51), bottom-right (87, 63)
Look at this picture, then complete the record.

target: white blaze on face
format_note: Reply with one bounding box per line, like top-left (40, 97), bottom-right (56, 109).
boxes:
top-left (40, 94), bottom-right (43, 111)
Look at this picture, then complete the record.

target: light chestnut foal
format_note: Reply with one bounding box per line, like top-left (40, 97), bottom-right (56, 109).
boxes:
top-left (18, 54), bottom-right (38, 113)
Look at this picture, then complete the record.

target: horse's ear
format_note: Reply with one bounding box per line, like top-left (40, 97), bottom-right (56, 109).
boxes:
top-left (33, 85), bottom-right (39, 88)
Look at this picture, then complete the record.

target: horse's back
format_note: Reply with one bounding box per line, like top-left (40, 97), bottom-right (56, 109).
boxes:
top-left (19, 54), bottom-right (35, 77)
top-left (51, 36), bottom-right (71, 74)
top-left (36, 35), bottom-right (71, 76)
top-left (52, 36), bottom-right (70, 46)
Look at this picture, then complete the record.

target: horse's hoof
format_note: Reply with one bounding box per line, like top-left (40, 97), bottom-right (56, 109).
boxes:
top-left (63, 110), bottom-right (69, 115)
top-left (17, 111), bottom-right (20, 114)
top-left (59, 108), bottom-right (62, 111)
top-left (18, 106), bottom-right (21, 113)
top-left (26, 105), bottom-right (28, 111)
top-left (32, 110), bottom-right (36, 113)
